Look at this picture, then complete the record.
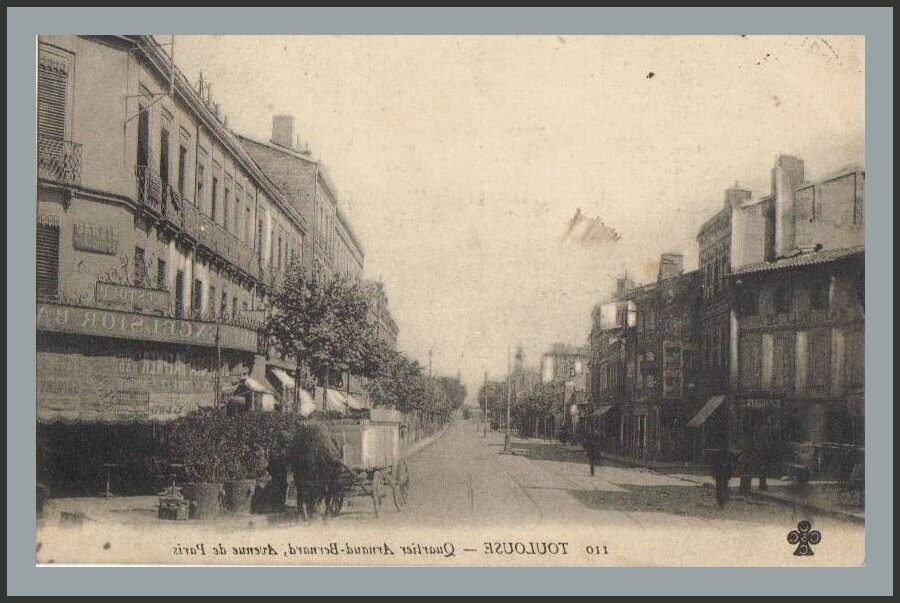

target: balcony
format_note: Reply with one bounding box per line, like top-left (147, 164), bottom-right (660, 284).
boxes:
top-left (38, 136), bottom-right (82, 186)
top-left (194, 212), bottom-right (261, 280)
top-left (135, 165), bottom-right (164, 215)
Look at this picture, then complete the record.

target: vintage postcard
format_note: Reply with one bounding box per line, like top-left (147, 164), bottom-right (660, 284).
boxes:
top-left (34, 33), bottom-right (866, 568)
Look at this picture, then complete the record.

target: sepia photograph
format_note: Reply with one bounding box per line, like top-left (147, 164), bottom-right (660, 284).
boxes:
top-left (14, 9), bottom-right (890, 594)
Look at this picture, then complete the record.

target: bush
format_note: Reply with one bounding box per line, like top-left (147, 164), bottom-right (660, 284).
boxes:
top-left (168, 410), bottom-right (304, 484)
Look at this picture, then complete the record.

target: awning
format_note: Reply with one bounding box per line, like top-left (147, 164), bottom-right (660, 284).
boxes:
top-left (298, 389), bottom-right (317, 417)
top-left (687, 395), bottom-right (726, 428)
top-left (346, 393), bottom-right (367, 411)
top-left (269, 368), bottom-right (296, 391)
top-left (316, 388), bottom-right (348, 414)
top-left (592, 404), bottom-right (613, 418)
top-left (242, 376), bottom-right (271, 394)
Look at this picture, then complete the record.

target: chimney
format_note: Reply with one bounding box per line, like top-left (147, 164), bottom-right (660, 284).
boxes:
top-left (657, 253), bottom-right (684, 281)
top-left (616, 276), bottom-right (634, 300)
top-left (725, 184), bottom-right (752, 210)
top-left (272, 115), bottom-right (294, 149)
top-left (771, 154), bottom-right (805, 257)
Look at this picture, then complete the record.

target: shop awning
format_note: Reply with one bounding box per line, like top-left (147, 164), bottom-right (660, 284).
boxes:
top-left (269, 368), bottom-right (296, 391)
top-left (242, 376), bottom-right (271, 393)
top-left (687, 395), bottom-right (726, 428)
top-left (316, 388), bottom-right (348, 414)
top-left (592, 404), bottom-right (613, 418)
top-left (346, 393), bottom-right (367, 410)
top-left (298, 389), bottom-right (317, 417)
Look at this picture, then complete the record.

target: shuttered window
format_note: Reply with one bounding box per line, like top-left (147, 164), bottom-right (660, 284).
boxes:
top-left (207, 285), bottom-right (216, 317)
top-left (38, 52), bottom-right (69, 140)
top-left (174, 270), bottom-right (185, 318)
top-left (192, 279), bottom-right (203, 318)
top-left (36, 220), bottom-right (60, 296)
top-left (157, 259), bottom-right (167, 290)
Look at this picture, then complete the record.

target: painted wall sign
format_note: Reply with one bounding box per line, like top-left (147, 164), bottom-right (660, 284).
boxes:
top-left (37, 302), bottom-right (260, 353)
top-left (36, 342), bottom-right (248, 423)
top-left (95, 281), bottom-right (170, 315)
top-left (662, 340), bottom-right (683, 399)
top-left (73, 222), bottom-right (118, 255)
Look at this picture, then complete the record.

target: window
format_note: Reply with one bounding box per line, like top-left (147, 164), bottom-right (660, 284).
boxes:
top-left (245, 206), bottom-right (252, 242)
top-left (739, 334), bottom-right (762, 390)
top-left (157, 259), bottom-right (167, 290)
top-left (772, 334), bottom-right (795, 392)
top-left (844, 329), bottom-right (864, 388)
top-left (38, 46), bottom-right (71, 140)
top-left (809, 331), bottom-right (832, 389)
top-left (196, 164), bottom-right (205, 209)
top-left (137, 104), bottom-right (150, 169)
top-left (221, 290), bottom-right (228, 316)
top-left (207, 285), bottom-right (216, 318)
top-left (257, 219), bottom-right (264, 260)
top-left (277, 235), bottom-right (283, 270)
top-left (210, 177), bottom-right (219, 221)
top-left (188, 280), bottom-right (200, 318)
top-left (854, 272), bottom-right (864, 309)
top-left (810, 279), bottom-right (829, 311)
top-left (174, 270), bottom-right (185, 318)
top-left (739, 289), bottom-right (758, 316)
top-left (177, 145), bottom-right (188, 197)
top-left (36, 220), bottom-right (60, 296)
top-left (223, 187), bottom-right (231, 232)
top-left (159, 128), bottom-right (170, 186)
top-left (133, 247), bottom-right (146, 287)
top-left (241, 301), bottom-right (248, 312)
top-left (232, 297), bottom-right (238, 318)
top-left (774, 284), bottom-right (792, 314)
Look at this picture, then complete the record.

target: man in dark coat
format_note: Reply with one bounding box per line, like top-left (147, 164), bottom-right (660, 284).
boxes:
top-left (711, 448), bottom-right (733, 508)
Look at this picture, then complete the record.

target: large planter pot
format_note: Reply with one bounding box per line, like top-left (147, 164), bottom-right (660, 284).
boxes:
top-left (181, 482), bottom-right (223, 520)
top-left (223, 479), bottom-right (257, 513)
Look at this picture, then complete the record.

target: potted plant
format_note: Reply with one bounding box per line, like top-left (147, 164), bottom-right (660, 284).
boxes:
top-left (221, 412), bottom-right (273, 514)
top-left (168, 409), bottom-right (229, 520)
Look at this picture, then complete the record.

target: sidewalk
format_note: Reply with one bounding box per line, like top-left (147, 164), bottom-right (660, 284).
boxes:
top-left (40, 423), bottom-right (453, 529)
top-left (670, 473), bottom-right (865, 523)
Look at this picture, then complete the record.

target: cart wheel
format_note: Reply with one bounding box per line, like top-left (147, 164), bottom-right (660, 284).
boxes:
top-left (371, 470), bottom-right (385, 518)
top-left (392, 460), bottom-right (410, 511)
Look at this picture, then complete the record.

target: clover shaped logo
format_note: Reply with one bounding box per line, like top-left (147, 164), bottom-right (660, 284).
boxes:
top-left (788, 520), bottom-right (822, 556)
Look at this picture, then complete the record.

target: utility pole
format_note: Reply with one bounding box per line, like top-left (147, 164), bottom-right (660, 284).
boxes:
top-left (482, 371), bottom-right (488, 438)
top-left (503, 347), bottom-right (512, 453)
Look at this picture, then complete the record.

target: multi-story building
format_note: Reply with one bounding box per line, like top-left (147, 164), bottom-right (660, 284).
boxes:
top-left (540, 343), bottom-right (589, 438)
top-left (365, 280), bottom-right (400, 348)
top-left (35, 35), bottom-right (310, 491)
top-left (723, 157), bottom-right (865, 476)
top-left (238, 116), bottom-right (365, 283)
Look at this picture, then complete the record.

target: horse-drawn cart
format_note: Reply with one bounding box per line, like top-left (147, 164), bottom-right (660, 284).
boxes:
top-left (314, 408), bottom-right (410, 518)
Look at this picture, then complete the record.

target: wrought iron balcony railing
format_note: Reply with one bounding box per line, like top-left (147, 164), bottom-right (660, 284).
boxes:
top-left (38, 136), bottom-right (83, 186)
top-left (135, 165), bottom-right (164, 214)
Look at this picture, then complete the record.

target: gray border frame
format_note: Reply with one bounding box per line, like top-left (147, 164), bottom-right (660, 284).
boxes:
top-left (8, 7), bottom-right (892, 597)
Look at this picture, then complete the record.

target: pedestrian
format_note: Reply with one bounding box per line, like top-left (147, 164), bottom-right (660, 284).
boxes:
top-left (711, 448), bottom-right (733, 508)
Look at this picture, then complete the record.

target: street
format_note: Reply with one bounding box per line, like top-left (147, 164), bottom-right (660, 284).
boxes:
top-left (332, 419), bottom-right (863, 534)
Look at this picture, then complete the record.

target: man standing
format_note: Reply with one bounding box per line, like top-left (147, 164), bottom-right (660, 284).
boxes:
top-left (711, 447), bottom-right (733, 508)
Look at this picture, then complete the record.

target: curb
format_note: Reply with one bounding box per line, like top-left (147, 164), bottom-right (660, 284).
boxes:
top-left (746, 489), bottom-right (866, 525)
top-left (402, 423), bottom-right (451, 459)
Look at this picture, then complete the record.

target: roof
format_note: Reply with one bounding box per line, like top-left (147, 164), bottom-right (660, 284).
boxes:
top-left (730, 246), bottom-right (864, 277)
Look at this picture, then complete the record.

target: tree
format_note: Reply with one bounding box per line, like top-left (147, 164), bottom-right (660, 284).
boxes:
top-left (265, 262), bottom-right (382, 411)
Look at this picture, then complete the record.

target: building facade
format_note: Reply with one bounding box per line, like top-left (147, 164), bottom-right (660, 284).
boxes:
top-left (540, 343), bottom-right (589, 439)
top-left (723, 157), bottom-right (865, 476)
top-left (35, 35), bottom-right (317, 492)
top-left (238, 116), bottom-right (365, 283)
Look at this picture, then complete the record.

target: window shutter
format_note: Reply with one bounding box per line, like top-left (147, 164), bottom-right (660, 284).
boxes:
top-left (36, 221), bottom-right (61, 295)
top-left (38, 54), bottom-right (68, 140)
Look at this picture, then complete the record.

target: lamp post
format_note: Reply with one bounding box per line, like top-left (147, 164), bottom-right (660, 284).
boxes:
top-left (503, 347), bottom-right (511, 453)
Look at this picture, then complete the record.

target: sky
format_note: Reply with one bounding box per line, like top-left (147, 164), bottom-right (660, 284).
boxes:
top-left (170, 35), bottom-right (864, 399)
